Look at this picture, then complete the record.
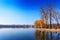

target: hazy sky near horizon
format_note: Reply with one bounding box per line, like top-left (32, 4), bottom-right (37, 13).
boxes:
top-left (0, 0), bottom-right (60, 25)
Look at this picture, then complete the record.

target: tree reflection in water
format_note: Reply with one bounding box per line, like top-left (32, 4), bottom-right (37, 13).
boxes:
top-left (34, 30), bottom-right (60, 40)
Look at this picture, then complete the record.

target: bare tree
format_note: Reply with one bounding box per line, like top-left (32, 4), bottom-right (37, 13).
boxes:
top-left (40, 6), bottom-right (49, 28)
top-left (52, 10), bottom-right (60, 28)
top-left (40, 6), bottom-right (60, 28)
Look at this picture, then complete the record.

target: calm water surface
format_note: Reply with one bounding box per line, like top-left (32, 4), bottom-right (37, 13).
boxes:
top-left (0, 28), bottom-right (35, 40)
top-left (0, 28), bottom-right (60, 40)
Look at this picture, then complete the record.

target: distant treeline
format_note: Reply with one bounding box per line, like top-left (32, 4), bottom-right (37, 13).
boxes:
top-left (0, 25), bottom-right (34, 28)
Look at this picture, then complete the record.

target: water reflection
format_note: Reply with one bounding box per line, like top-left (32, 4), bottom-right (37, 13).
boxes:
top-left (34, 30), bottom-right (60, 40)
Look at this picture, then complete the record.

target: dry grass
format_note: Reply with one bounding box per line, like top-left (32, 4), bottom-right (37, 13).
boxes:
top-left (35, 28), bottom-right (60, 32)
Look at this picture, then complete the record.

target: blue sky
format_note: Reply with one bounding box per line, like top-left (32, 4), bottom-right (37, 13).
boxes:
top-left (0, 0), bottom-right (60, 25)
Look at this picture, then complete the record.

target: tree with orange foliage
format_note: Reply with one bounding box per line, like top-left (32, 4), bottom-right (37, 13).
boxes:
top-left (34, 18), bottom-right (46, 29)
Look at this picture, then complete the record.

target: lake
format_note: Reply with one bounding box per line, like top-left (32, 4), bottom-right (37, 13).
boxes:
top-left (0, 28), bottom-right (60, 40)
